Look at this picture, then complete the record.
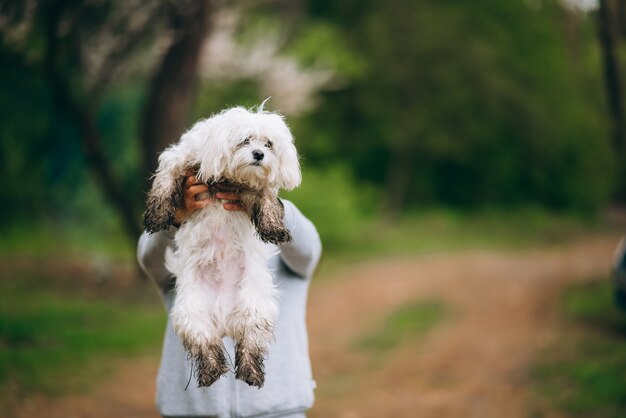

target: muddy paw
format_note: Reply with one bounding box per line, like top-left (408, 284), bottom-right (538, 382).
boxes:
top-left (257, 226), bottom-right (292, 245)
top-left (235, 362), bottom-right (265, 388)
top-left (235, 344), bottom-right (266, 388)
top-left (186, 341), bottom-right (230, 388)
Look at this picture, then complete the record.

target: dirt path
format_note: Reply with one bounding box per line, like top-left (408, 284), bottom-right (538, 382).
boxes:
top-left (14, 234), bottom-right (622, 418)
top-left (308, 235), bottom-right (620, 418)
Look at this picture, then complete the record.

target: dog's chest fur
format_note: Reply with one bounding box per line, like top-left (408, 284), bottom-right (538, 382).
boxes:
top-left (174, 201), bottom-right (271, 262)
top-left (166, 202), bottom-right (273, 321)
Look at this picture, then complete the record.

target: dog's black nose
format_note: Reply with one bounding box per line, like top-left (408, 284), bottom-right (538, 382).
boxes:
top-left (252, 150), bottom-right (264, 161)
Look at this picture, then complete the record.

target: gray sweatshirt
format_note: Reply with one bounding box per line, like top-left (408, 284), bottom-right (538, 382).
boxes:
top-left (137, 200), bottom-right (322, 418)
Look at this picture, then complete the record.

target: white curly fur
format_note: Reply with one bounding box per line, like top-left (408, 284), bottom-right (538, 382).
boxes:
top-left (148, 105), bottom-right (301, 387)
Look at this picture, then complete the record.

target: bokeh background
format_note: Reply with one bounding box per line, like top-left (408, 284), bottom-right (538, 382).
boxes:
top-left (2, 0), bottom-right (626, 417)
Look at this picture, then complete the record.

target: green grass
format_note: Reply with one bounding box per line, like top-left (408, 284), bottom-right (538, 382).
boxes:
top-left (283, 166), bottom-right (613, 263)
top-left (1, 165), bottom-right (615, 265)
top-left (306, 208), bottom-right (613, 279)
top-left (532, 280), bottom-right (626, 417)
top-left (0, 276), bottom-right (165, 396)
top-left (0, 220), bottom-right (134, 261)
top-left (0, 206), bottom-right (607, 284)
top-left (0, 167), bottom-right (619, 404)
top-left (356, 300), bottom-right (449, 352)
top-left (338, 208), bottom-right (601, 257)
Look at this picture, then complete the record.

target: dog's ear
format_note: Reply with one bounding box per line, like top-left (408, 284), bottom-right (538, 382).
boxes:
top-left (196, 118), bottom-right (232, 182)
top-left (143, 145), bottom-right (190, 233)
top-left (268, 117), bottom-right (301, 190)
top-left (277, 139), bottom-right (301, 191)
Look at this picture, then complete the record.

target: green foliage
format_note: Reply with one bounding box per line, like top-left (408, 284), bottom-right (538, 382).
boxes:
top-left (563, 280), bottom-right (626, 329)
top-left (193, 78), bottom-right (263, 121)
top-left (98, 87), bottom-right (144, 205)
top-left (0, 37), bottom-right (146, 229)
top-left (0, 47), bottom-right (54, 224)
top-left (298, 0), bottom-right (615, 212)
top-left (357, 300), bottom-right (448, 352)
top-left (282, 165), bottom-right (377, 251)
top-left (285, 22), bottom-right (365, 79)
top-left (0, 209), bottom-right (133, 260)
top-left (343, 206), bottom-right (604, 258)
top-left (0, 277), bottom-right (165, 395)
top-left (285, 167), bottom-right (608, 261)
top-left (533, 280), bottom-right (626, 417)
top-left (0, 0), bottom-right (621, 249)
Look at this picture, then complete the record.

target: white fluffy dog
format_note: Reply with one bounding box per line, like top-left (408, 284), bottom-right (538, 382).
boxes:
top-left (144, 105), bottom-right (301, 388)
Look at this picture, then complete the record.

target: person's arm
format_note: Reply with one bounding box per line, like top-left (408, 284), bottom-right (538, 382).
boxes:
top-left (137, 227), bottom-right (177, 292)
top-left (279, 200), bottom-right (322, 278)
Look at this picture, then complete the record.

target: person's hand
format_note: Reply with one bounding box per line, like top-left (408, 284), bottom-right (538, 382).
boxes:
top-left (216, 191), bottom-right (244, 212)
top-left (173, 171), bottom-right (208, 226)
top-left (173, 171), bottom-right (244, 226)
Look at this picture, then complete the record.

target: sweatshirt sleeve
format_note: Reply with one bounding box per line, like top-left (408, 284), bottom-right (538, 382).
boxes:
top-left (279, 199), bottom-right (322, 279)
top-left (137, 226), bottom-right (178, 293)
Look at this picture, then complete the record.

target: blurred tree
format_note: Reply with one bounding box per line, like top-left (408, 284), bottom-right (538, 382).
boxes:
top-left (598, 0), bottom-right (625, 153)
top-left (0, 0), bottom-right (212, 241)
top-left (618, 0), bottom-right (626, 36)
top-left (0, 0), bottom-right (620, 241)
top-left (141, 0), bottom-right (213, 186)
top-left (597, 0), bottom-right (626, 202)
top-left (296, 0), bottom-right (614, 214)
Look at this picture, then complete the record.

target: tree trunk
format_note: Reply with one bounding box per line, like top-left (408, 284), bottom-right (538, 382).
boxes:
top-left (47, 70), bottom-right (143, 243)
top-left (74, 109), bottom-right (143, 241)
top-left (385, 144), bottom-right (412, 219)
top-left (43, 2), bottom-right (142, 242)
top-left (140, 0), bottom-right (213, 186)
top-left (618, 0), bottom-right (626, 37)
top-left (598, 0), bottom-right (625, 153)
top-left (42, 0), bottom-right (214, 245)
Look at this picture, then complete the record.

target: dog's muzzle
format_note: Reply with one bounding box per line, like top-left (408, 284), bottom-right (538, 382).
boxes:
top-left (252, 150), bottom-right (264, 161)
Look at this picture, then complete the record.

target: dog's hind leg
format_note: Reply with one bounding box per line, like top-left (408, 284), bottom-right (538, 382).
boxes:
top-left (234, 335), bottom-right (269, 388)
top-left (184, 338), bottom-right (229, 387)
top-left (230, 259), bottom-right (279, 388)
top-left (172, 272), bottom-right (229, 387)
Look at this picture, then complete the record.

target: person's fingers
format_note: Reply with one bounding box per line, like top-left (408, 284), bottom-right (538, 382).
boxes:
top-left (215, 192), bottom-right (239, 201)
top-left (193, 191), bottom-right (211, 202)
top-left (191, 199), bottom-right (210, 210)
top-left (187, 184), bottom-right (209, 197)
top-left (184, 173), bottom-right (203, 189)
top-left (216, 191), bottom-right (242, 211)
top-left (223, 202), bottom-right (243, 211)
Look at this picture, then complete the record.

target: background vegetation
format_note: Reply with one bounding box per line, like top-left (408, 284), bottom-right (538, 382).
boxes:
top-left (2, 0), bottom-right (626, 414)
top-left (533, 279), bottom-right (626, 417)
top-left (0, 0), bottom-right (624, 254)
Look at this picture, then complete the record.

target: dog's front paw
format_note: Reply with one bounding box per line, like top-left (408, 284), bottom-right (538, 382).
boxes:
top-left (144, 174), bottom-right (185, 233)
top-left (257, 226), bottom-right (292, 245)
top-left (143, 197), bottom-right (175, 233)
top-left (252, 195), bottom-right (291, 244)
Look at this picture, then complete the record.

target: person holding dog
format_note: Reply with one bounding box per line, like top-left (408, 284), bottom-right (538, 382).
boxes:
top-left (137, 171), bottom-right (321, 418)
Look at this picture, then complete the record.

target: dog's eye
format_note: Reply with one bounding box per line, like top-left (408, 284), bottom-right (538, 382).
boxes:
top-left (239, 136), bottom-right (251, 147)
top-left (265, 140), bottom-right (273, 149)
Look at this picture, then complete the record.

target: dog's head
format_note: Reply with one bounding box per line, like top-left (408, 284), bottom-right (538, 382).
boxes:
top-left (186, 106), bottom-right (301, 191)
top-left (143, 105), bottom-right (300, 233)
